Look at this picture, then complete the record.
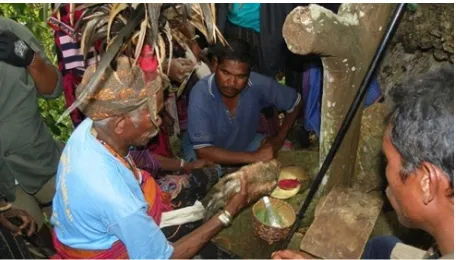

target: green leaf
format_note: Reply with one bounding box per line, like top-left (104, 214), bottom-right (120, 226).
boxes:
top-left (11, 3), bottom-right (26, 15)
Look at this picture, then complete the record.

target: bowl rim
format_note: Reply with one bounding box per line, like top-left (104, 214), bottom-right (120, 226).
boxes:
top-left (251, 196), bottom-right (296, 229)
top-left (270, 184), bottom-right (301, 199)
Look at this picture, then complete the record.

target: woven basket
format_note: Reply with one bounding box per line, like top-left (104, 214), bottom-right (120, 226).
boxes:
top-left (252, 197), bottom-right (296, 244)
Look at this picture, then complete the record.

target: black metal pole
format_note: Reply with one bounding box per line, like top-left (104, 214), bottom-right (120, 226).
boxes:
top-left (280, 3), bottom-right (407, 249)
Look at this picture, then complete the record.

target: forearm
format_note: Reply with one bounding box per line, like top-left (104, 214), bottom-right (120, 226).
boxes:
top-left (277, 98), bottom-right (303, 140)
top-left (27, 55), bottom-right (59, 95)
top-left (154, 155), bottom-right (183, 171)
top-left (171, 212), bottom-right (225, 259)
top-left (196, 146), bottom-right (255, 165)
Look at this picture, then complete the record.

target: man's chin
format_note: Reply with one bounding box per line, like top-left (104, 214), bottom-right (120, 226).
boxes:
top-left (221, 91), bottom-right (239, 98)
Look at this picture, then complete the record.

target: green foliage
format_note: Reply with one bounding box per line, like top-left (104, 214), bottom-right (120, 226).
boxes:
top-left (0, 3), bottom-right (72, 142)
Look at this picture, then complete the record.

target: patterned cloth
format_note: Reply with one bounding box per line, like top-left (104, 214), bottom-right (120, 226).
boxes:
top-left (75, 55), bottom-right (165, 121)
top-left (129, 143), bottom-right (222, 243)
top-left (160, 167), bottom-right (220, 242)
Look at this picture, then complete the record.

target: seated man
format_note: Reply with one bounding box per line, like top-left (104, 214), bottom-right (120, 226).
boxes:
top-left (51, 56), bottom-right (249, 259)
top-left (271, 66), bottom-right (454, 259)
top-left (182, 38), bottom-right (302, 166)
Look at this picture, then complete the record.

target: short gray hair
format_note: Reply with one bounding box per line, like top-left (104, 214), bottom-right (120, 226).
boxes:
top-left (387, 65), bottom-right (454, 187)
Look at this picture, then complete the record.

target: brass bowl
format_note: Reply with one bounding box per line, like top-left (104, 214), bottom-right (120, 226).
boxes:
top-left (252, 197), bottom-right (296, 244)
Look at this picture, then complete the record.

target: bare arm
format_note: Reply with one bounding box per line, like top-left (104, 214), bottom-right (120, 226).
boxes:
top-left (171, 176), bottom-right (247, 259)
top-left (276, 97), bottom-right (303, 141)
top-left (266, 97), bottom-right (303, 153)
top-left (196, 146), bottom-right (256, 165)
top-left (171, 212), bottom-right (225, 258)
top-left (154, 155), bottom-right (183, 171)
top-left (27, 55), bottom-right (59, 96)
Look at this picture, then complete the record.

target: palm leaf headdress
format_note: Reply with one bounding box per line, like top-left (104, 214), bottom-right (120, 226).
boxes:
top-left (54, 3), bottom-right (226, 122)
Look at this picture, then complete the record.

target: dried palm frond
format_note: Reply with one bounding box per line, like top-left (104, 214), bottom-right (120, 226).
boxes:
top-left (54, 3), bottom-right (225, 123)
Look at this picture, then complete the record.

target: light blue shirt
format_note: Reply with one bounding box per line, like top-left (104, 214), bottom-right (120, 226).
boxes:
top-left (227, 3), bottom-right (261, 33)
top-left (51, 118), bottom-right (173, 259)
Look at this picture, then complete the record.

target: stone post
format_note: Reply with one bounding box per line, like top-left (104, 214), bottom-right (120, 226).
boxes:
top-left (282, 4), bottom-right (393, 193)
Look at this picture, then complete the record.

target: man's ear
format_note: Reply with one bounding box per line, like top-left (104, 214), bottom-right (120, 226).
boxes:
top-left (113, 116), bottom-right (127, 135)
top-left (419, 162), bottom-right (440, 205)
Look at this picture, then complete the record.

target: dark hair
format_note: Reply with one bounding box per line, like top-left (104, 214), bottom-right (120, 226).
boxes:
top-left (387, 65), bottom-right (454, 187)
top-left (212, 38), bottom-right (252, 68)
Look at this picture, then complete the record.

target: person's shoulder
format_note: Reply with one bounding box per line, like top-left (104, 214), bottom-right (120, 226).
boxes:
top-left (0, 17), bottom-right (31, 36)
top-left (249, 72), bottom-right (275, 88)
top-left (64, 119), bottom-right (93, 147)
top-left (0, 17), bottom-right (38, 51)
top-left (192, 74), bottom-right (214, 92)
top-left (0, 17), bottom-right (18, 29)
top-left (59, 139), bottom-right (137, 207)
top-left (390, 242), bottom-right (428, 259)
top-left (189, 74), bottom-right (215, 101)
top-left (61, 119), bottom-right (118, 177)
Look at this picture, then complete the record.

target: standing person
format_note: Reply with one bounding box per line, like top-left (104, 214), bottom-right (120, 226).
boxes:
top-left (271, 66), bottom-right (454, 259)
top-left (0, 17), bottom-right (63, 253)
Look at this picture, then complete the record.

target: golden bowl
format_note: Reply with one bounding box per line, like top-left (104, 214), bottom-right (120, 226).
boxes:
top-left (271, 166), bottom-right (310, 200)
top-left (252, 197), bottom-right (296, 244)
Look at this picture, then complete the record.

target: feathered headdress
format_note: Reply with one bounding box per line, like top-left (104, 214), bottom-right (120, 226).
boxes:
top-left (52, 3), bottom-right (226, 122)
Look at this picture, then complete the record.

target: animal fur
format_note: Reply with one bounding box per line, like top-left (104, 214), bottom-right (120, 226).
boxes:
top-left (204, 160), bottom-right (281, 220)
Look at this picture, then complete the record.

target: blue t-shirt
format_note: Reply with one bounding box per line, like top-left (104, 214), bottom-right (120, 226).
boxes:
top-left (186, 72), bottom-right (300, 152)
top-left (227, 3), bottom-right (261, 33)
top-left (51, 118), bottom-right (173, 259)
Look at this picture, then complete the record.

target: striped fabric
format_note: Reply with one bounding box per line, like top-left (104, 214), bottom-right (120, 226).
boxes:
top-left (56, 30), bottom-right (98, 74)
top-left (0, 227), bottom-right (33, 259)
top-left (49, 4), bottom-right (99, 127)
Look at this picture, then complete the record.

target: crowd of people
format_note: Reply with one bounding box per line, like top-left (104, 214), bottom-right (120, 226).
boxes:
top-left (0, 3), bottom-right (453, 259)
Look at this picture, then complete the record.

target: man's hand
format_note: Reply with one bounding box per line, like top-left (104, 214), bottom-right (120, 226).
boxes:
top-left (0, 30), bottom-right (35, 67)
top-left (271, 249), bottom-right (309, 259)
top-left (167, 58), bottom-right (195, 83)
top-left (224, 174), bottom-right (248, 216)
top-left (0, 208), bottom-right (36, 236)
top-left (252, 142), bottom-right (275, 162)
top-left (262, 136), bottom-right (285, 154)
top-left (184, 159), bottom-right (214, 171)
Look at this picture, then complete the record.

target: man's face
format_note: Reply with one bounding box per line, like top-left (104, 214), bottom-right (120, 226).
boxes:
top-left (124, 90), bottom-right (164, 147)
top-left (383, 126), bottom-right (422, 228)
top-left (215, 59), bottom-right (250, 98)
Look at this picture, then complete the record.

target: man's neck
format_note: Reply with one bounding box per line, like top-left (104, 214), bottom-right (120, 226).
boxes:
top-left (222, 95), bottom-right (240, 115)
top-left (427, 210), bottom-right (454, 256)
top-left (92, 125), bottom-right (130, 157)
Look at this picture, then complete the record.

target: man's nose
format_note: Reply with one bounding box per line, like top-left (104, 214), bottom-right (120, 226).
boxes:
top-left (226, 76), bottom-right (235, 85)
